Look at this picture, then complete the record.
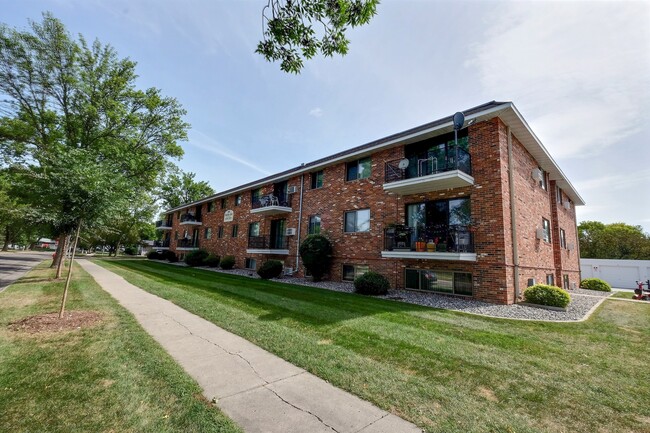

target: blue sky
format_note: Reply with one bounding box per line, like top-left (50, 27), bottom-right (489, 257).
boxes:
top-left (3, 0), bottom-right (650, 231)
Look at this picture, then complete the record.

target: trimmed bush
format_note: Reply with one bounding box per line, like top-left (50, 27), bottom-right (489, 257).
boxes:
top-left (204, 254), bottom-right (220, 267)
top-left (258, 260), bottom-right (283, 279)
top-left (185, 249), bottom-right (209, 267)
top-left (123, 246), bottom-right (138, 256)
top-left (147, 250), bottom-right (163, 260)
top-left (580, 278), bottom-right (611, 292)
top-left (299, 234), bottom-right (332, 282)
top-left (164, 250), bottom-right (178, 263)
top-left (220, 255), bottom-right (236, 270)
top-left (524, 284), bottom-right (570, 308)
top-left (354, 271), bottom-right (390, 296)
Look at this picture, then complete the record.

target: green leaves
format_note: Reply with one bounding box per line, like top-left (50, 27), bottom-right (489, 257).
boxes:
top-left (256, 0), bottom-right (379, 73)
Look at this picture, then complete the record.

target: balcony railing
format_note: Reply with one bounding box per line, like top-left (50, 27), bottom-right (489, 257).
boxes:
top-left (251, 194), bottom-right (292, 210)
top-left (180, 213), bottom-right (201, 223)
top-left (177, 238), bottom-right (199, 249)
top-left (155, 219), bottom-right (173, 228)
top-left (154, 240), bottom-right (170, 248)
top-left (247, 235), bottom-right (288, 250)
top-left (384, 147), bottom-right (472, 184)
top-left (383, 225), bottom-right (474, 253)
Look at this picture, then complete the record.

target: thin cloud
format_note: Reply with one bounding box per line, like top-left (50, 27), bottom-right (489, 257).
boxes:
top-left (188, 130), bottom-right (272, 176)
top-left (309, 107), bottom-right (324, 118)
top-left (468, 2), bottom-right (650, 159)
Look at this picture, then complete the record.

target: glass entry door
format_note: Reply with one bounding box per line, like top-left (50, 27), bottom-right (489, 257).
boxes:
top-left (270, 219), bottom-right (286, 249)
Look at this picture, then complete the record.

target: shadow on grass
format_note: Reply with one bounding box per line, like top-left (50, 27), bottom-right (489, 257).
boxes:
top-left (103, 259), bottom-right (435, 326)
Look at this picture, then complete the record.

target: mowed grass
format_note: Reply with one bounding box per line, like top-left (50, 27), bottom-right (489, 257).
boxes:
top-left (0, 262), bottom-right (242, 433)
top-left (97, 259), bottom-right (650, 433)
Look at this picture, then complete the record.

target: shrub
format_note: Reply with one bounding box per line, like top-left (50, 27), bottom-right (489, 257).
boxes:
top-left (257, 260), bottom-right (283, 279)
top-left (185, 249), bottom-right (209, 267)
top-left (147, 250), bottom-right (163, 260)
top-left (524, 284), bottom-right (570, 308)
top-left (580, 278), bottom-right (611, 292)
top-left (163, 250), bottom-right (178, 263)
top-left (204, 254), bottom-right (220, 267)
top-left (354, 271), bottom-right (390, 296)
top-left (299, 234), bottom-right (332, 282)
top-left (220, 255), bottom-right (236, 270)
top-left (123, 246), bottom-right (138, 256)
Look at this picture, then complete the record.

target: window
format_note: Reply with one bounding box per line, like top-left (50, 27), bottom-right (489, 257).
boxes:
top-left (311, 170), bottom-right (324, 189)
top-left (556, 186), bottom-right (563, 204)
top-left (405, 198), bottom-right (472, 252)
top-left (251, 188), bottom-right (261, 203)
top-left (231, 224), bottom-right (239, 237)
top-left (546, 274), bottom-right (555, 286)
top-left (217, 226), bottom-right (224, 239)
top-left (539, 167), bottom-right (547, 190)
top-left (342, 264), bottom-right (369, 281)
top-left (235, 195), bottom-right (242, 206)
top-left (560, 228), bottom-right (566, 249)
top-left (248, 222), bottom-right (260, 237)
top-left (245, 258), bottom-right (257, 270)
top-left (344, 209), bottom-right (370, 232)
top-left (308, 215), bottom-right (321, 234)
top-left (221, 198), bottom-right (227, 209)
top-left (405, 269), bottom-right (473, 296)
top-left (204, 228), bottom-right (212, 239)
top-left (563, 274), bottom-right (570, 290)
top-left (542, 218), bottom-right (551, 242)
top-left (346, 157), bottom-right (371, 181)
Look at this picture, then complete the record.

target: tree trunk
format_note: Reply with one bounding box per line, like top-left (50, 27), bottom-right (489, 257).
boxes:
top-left (59, 223), bottom-right (81, 319)
top-left (51, 234), bottom-right (64, 268)
top-left (55, 234), bottom-right (69, 279)
top-left (2, 226), bottom-right (9, 251)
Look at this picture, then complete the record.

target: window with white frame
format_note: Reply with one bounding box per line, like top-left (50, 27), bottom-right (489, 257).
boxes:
top-left (309, 215), bottom-right (321, 234)
top-left (344, 209), bottom-right (370, 232)
top-left (345, 158), bottom-right (371, 181)
top-left (342, 264), bottom-right (369, 281)
top-left (542, 218), bottom-right (551, 242)
top-left (560, 228), bottom-right (566, 249)
top-left (245, 258), bottom-right (257, 270)
top-left (546, 274), bottom-right (555, 286)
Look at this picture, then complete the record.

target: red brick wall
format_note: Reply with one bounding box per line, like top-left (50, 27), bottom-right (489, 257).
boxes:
top-left (164, 115), bottom-right (580, 305)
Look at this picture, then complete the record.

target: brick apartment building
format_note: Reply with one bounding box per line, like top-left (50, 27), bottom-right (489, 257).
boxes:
top-left (156, 101), bottom-right (584, 304)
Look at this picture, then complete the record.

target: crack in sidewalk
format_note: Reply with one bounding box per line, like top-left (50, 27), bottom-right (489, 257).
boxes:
top-left (159, 312), bottom-right (341, 433)
top-left (352, 413), bottom-right (389, 433)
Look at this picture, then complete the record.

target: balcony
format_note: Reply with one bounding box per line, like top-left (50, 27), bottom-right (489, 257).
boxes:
top-left (155, 219), bottom-right (173, 230)
top-left (383, 147), bottom-right (474, 195)
top-left (153, 240), bottom-right (170, 250)
top-left (179, 213), bottom-right (202, 226)
top-left (177, 238), bottom-right (199, 251)
top-left (250, 194), bottom-right (292, 216)
top-left (246, 235), bottom-right (289, 255)
top-left (381, 226), bottom-right (476, 261)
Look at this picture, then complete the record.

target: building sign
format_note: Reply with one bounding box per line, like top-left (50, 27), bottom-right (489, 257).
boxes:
top-left (224, 210), bottom-right (234, 222)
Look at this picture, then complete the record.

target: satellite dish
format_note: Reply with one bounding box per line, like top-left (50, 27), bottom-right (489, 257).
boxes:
top-left (397, 158), bottom-right (409, 169)
top-left (453, 112), bottom-right (465, 130)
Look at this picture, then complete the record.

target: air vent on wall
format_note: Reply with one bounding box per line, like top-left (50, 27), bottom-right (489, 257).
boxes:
top-left (287, 186), bottom-right (297, 194)
top-left (285, 227), bottom-right (297, 236)
top-left (535, 228), bottom-right (545, 240)
top-left (531, 168), bottom-right (543, 181)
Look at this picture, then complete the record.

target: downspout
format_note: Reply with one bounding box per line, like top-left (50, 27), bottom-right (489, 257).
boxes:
top-left (295, 174), bottom-right (305, 273)
top-left (507, 126), bottom-right (521, 301)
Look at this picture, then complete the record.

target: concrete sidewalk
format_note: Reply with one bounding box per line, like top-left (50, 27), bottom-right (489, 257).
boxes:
top-left (78, 260), bottom-right (422, 433)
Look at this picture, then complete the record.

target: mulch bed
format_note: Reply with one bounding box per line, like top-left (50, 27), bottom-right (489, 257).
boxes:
top-left (8, 311), bottom-right (103, 334)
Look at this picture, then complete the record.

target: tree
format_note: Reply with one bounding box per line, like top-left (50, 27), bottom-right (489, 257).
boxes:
top-left (157, 168), bottom-right (215, 209)
top-left (0, 13), bottom-right (189, 316)
top-left (257, 0), bottom-right (379, 73)
top-left (578, 221), bottom-right (650, 260)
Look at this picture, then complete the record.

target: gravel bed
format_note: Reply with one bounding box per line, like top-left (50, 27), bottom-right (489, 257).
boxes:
top-left (158, 261), bottom-right (609, 322)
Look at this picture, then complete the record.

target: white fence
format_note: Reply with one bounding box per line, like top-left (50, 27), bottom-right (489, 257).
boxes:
top-left (580, 258), bottom-right (650, 289)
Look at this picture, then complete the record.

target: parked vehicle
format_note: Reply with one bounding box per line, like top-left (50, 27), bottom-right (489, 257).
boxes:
top-left (633, 280), bottom-right (650, 300)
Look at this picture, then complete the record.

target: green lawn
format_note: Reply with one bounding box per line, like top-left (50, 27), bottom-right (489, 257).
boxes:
top-left (611, 291), bottom-right (637, 300)
top-left (97, 259), bottom-right (650, 433)
top-left (0, 262), bottom-right (242, 433)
